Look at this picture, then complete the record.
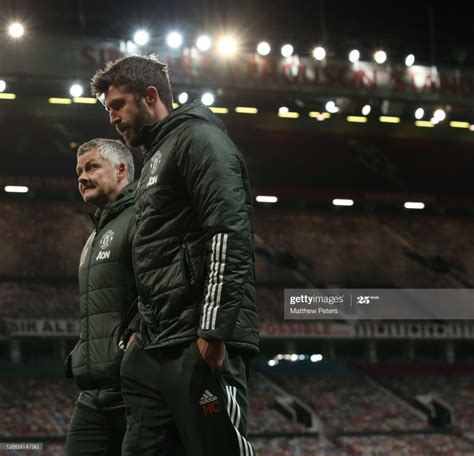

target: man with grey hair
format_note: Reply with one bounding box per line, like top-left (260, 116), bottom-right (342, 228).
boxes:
top-left (65, 138), bottom-right (139, 455)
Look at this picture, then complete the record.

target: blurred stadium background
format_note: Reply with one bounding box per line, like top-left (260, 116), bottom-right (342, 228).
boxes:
top-left (1, 1), bottom-right (474, 454)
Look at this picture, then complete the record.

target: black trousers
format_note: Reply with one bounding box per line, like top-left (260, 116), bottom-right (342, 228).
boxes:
top-left (121, 340), bottom-right (254, 456)
top-left (66, 387), bottom-right (126, 456)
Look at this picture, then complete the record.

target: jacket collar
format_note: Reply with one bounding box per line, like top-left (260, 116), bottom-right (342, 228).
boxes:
top-left (141, 100), bottom-right (204, 160)
top-left (88, 181), bottom-right (137, 231)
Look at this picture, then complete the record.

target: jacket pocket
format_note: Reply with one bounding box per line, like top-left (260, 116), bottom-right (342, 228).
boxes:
top-left (70, 340), bottom-right (89, 389)
top-left (182, 242), bottom-right (206, 289)
top-left (181, 239), bottom-right (208, 291)
top-left (181, 242), bottom-right (196, 289)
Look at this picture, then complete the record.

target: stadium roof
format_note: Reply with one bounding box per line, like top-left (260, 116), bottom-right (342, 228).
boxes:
top-left (2, 0), bottom-right (473, 211)
top-left (4, 0), bottom-right (473, 68)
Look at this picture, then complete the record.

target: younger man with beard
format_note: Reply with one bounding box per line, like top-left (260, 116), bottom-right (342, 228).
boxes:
top-left (91, 55), bottom-right (259, 456)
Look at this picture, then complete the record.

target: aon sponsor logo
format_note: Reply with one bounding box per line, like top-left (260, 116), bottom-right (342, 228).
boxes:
top-left (96, 250), bottom-right (111, 261)
top-left (147, 175), bottom-right (158, 187)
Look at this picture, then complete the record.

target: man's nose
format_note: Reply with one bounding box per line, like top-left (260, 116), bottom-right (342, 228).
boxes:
top-left (78, 172), bottom-right (88, 185)
top-left (109, 110), bottom-right (120, 125)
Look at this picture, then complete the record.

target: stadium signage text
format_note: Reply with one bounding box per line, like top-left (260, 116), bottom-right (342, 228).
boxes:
top-left (78, 45), bottom-right (474, 100)
top-left (5, 319), bottom-right (79, 337)
top-left (167, 52), bottom-right (474, 99)
top-left (259, 322), bottom-right (353, 338)
top-left (2, 37), bottom-right (473, 104)
top-left (259, 321), bottom-right (474, 339)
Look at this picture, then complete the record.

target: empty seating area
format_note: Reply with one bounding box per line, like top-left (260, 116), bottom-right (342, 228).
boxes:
top-left (1, 364), bottom-right (474, 454)
top-left (254, 210), bottom-right (473, 288)
top-left (0, 378), bottom-right (77, 437)
top-left (0, 201), bottom-right (90, 279)
top-left (0, 281), bottom-right (79, 319)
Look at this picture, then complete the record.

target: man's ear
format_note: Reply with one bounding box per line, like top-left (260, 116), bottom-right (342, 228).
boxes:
top-left (117, 163), bottom-right (127, 181)
top-left (145, 86), bottom-right (160, 106)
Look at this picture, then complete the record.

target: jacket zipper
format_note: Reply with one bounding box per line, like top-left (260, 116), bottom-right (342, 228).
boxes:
top-left (132, 168), bottom-right (149, 301)
top-left (182, 242), bottom-right (196, 287)
top-left (131, 239), bottom-right (147, 301)
top-left (85, 232), bottom-right (96, 383)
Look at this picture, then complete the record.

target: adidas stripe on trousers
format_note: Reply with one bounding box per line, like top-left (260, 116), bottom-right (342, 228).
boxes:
top-left (120, 340), bottom-right (254, 456)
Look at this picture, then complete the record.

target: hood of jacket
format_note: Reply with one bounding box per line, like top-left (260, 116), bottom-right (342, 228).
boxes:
top-left (141, 100), bottom-right (226, 161)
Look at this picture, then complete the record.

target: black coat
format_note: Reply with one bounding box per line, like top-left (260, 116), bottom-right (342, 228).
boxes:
top-left (133, 101), bottom-right (259, 355)
top-left (70, 182), bottom-right (138, 390)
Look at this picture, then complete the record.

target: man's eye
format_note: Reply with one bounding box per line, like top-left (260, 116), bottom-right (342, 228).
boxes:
top-left (112, 100), bottom-right (124, 110)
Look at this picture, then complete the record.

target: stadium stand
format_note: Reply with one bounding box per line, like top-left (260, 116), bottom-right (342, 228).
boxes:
top-left (2, 363), bottom-right (474, 454)
top-left (0, 282), bottom-right (78, 320)
top-left (0, 378), bottom-right (76, 437)
top-left (264, 362), bottom-right (428, 432)
top-left (363, 363), bottom-right (474, 432)
top-left (338, 433), bottom-right (474, 455)
top-left (249, 372), bottom-right (307, 433)
top-left (0, 201), bottom-right (90, 279)
top-left (254, 210), bottom-right (474, 288)
top-left (253, 436), bottom-right (341, 455)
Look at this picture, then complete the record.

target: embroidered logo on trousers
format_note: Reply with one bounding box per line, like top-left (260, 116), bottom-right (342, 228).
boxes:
top-left (199, 390), bottom-right (221, 415)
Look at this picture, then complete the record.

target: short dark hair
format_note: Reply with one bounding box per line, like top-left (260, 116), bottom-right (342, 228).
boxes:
top-left (91, 54), bottom-right (174, 112)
